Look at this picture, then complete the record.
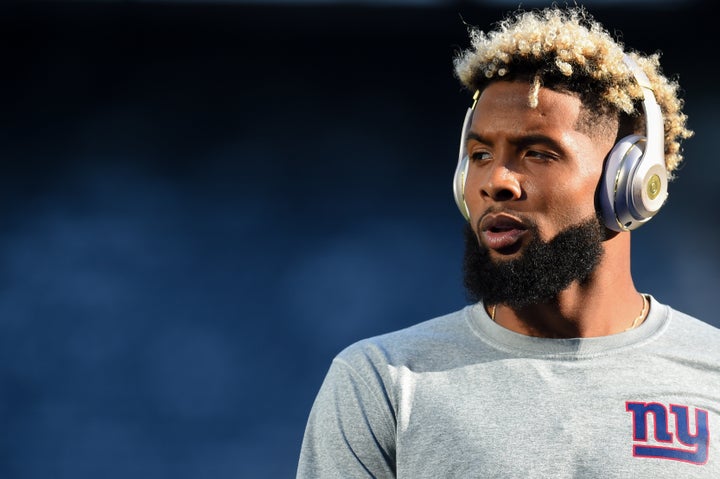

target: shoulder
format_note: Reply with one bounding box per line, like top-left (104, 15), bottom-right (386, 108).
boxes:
top-left (333, 305), bottom-right (482, 376)
top-left (655, 303), bottom-right (720, 361)
top-left (666, 306), bottom-right (720, 339)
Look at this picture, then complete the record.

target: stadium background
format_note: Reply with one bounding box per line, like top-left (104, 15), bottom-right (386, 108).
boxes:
top-left (1, 1), bottom-right (717, 477)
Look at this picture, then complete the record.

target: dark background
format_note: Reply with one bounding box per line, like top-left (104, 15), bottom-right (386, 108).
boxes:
top-left (1, 1), bottom-right (717, 477)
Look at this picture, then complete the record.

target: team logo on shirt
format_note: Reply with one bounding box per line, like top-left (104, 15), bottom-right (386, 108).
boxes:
top-left (626, 401), bottom-right (709, 465)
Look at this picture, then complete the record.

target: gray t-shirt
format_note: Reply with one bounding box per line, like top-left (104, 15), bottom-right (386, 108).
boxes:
top-left (297, 297), bottom-right (720, 478)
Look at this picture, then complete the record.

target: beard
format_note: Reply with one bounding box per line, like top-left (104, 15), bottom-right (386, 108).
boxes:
top-left (463, 214), bottom-right (605, 307)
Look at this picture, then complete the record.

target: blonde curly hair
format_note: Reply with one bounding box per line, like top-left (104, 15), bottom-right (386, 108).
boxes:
top-left (453, 5), bottom-right (692, 175)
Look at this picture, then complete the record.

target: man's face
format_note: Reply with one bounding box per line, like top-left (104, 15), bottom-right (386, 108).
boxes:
top-left (462, 81), bottom-right (616, 306)
top-left (464, 81), bottom-right (615, 262)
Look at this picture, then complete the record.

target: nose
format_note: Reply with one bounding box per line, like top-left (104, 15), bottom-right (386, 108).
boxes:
top-left (480, 162), bottom-right (522, 202)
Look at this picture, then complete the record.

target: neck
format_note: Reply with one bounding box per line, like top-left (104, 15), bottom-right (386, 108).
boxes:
top-left (489, 232), bottom-right (645, 338)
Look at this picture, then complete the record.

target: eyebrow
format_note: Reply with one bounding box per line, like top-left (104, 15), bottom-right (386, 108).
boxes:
top-left (465, 131), bottom-right (565, 152)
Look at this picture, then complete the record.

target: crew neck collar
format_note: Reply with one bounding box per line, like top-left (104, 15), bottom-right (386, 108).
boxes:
top-left (466, 295), bottom-right (669, 359)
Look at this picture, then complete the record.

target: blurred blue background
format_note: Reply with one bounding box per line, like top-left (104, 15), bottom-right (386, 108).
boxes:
top-left (1, 0), bottom-right (717, 477)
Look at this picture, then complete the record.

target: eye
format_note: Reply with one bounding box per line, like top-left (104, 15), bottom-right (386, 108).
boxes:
top-left (469, 150), bottom-right (492, 163)
top-left (525, 149), bottom-right (558, 163)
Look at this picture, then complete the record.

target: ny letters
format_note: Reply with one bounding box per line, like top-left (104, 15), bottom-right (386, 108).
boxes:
top-left (626, 401), bottom-right (709, 465)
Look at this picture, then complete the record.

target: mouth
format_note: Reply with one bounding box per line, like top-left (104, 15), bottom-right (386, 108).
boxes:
top-left (479, 214), bottom-right (529, 254)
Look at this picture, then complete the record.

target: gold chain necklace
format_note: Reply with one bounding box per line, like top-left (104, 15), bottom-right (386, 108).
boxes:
top-left (625, 294), bottom-right (649, 331)
top-left (489, 294), bottom-right (649, 331)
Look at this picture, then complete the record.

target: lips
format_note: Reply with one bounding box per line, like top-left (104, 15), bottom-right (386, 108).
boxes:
top-left (479, 213), bottom-right (528, 252)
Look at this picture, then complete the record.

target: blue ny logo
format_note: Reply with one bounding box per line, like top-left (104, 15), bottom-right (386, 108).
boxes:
top-left (626, 401), bottom-right (709, 465)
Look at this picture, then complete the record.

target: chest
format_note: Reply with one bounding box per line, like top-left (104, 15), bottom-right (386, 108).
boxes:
top-left (393, 359), bottom-right (720, 478)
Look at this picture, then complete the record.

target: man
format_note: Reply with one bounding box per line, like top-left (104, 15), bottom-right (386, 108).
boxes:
top-left (297, 6), bottom-right (719, 477)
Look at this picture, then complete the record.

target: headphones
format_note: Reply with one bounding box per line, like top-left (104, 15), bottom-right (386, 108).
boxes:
top-left (452, 55), bottom-right (667, 232)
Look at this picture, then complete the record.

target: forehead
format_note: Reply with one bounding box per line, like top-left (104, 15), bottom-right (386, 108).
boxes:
top-left (472, 81), bottom-right (583, 133)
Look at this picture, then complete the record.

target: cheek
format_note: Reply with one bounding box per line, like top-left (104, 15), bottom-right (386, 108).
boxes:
top-left (529, 174), bottom-right (602, 232)
top-left (462, 169), bottom-right (486, 224)
top-left (549, 193), bottom-right (597, 223)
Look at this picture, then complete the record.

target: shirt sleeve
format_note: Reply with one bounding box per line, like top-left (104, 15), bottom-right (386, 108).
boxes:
top-left (296, 356), bottom-right (397, 478)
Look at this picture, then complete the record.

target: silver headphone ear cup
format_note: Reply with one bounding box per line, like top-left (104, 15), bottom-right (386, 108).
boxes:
top-left (453, 155), bottom-right (470, 221)
top-left (599, 55), bottom-right (668, 232)
top-left (600, 135), bottom-right (645, 231)
top-left (453, 107), bottom-right (475, 221)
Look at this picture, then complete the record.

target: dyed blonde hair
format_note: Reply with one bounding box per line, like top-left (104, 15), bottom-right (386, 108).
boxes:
top-left (453, 5), bottom-right (692, 175)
